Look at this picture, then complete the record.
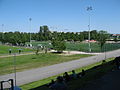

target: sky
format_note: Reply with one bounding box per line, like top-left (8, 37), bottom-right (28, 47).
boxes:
top-left (0, 0), bottom-right (120, 34)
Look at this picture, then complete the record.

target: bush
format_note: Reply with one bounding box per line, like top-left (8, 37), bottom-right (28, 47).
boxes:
top-left (52, 39), bottom-right (66, 53)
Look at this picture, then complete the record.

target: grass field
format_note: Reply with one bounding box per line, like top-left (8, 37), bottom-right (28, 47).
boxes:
top-left (0, 45), bottom-right (33, 55)
top-left (66, 42), bottom-right (120, 52)
top-left (27, 41), bottom-right (120, 52)
top-left (20, 58), bottom-right (115, 90)
top-left (0, 53), bottom-right (92, 75)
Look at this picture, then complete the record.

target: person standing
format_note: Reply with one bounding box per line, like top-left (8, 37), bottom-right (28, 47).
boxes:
top-left (9, 49), bottom-right (12, 55)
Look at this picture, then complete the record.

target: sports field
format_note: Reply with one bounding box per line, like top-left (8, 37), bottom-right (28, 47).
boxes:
top-left (1, 42), bottom-right (120, 55)
top-left (27, 41), bottom-right (120, 52)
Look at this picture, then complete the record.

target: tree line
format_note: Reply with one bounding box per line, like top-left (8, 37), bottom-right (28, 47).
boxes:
top-left (0, 25), bottom-right (110, 46)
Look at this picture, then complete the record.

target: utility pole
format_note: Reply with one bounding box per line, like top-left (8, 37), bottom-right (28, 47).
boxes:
top-left (87, 6), bottom-right (92, 52)
top-left (29, 18), bottom-right (32, 47)
top-left (13, 53), bottom-right (16, 87)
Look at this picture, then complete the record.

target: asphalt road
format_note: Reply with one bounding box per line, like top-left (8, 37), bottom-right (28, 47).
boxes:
top-left (0, 49), bottom-right (120, 88)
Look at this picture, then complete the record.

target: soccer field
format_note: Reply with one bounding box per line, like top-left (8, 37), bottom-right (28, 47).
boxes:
top-left (1, 42), bottom-right (120, 55)
top-left (27, 41), bottom-right (120, 52)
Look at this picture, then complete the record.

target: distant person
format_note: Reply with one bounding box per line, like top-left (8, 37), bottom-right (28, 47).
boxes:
top-left (102, 60), bottom-right (106, 64)
top-left (114, 56), bottom-right (120, 70)
top-left (50, 76), bottom-right (68, 90)
top-left (71, 70), bottom-right (77, 79)
top-left (81, 69), bottom-right (85, 76)
top-left (9, 49), bottom-right (12, 55)
top-left (35, 49), bottom-right (39, 55)
top-left (63, 72), bottom-right (70, 82)
top-left (18, 49), bottom-right (21, 54)
top-left (47, 79), bottom-right (55, 87)
top-left (45, 48), bottom-right (47, 53)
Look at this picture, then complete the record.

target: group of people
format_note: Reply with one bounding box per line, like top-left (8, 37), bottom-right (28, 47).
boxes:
top-left (47, 56), bottom-right (120, 90)
top-left (47, 69), bottom-right (86, 90)
top-left (8, 49), bottom-right (22, 54)
top-left (114, 56), bottom-right (120, 70)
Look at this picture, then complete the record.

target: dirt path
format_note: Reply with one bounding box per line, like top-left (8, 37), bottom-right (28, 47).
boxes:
top-left (0, 51), bottom-right (45, 58)
top-left (0, 51), bottom-right (100, 58)
top-left (0, 52), bottom-right (34, 58)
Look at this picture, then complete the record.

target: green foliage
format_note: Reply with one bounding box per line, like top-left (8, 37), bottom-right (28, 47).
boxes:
top-left (0, 32), bottom-right (30, 45)
top-left (52, 38), bottom-right (66, 52)
top-left (78, 33), bottom-right (84, 42)
top-left (38, 25), bottom-right (51, 41)
top-left (0, 29), bottom-right (111, 46)
top-left (90, 30), bottom-right (98, 40)
top-left (97, 30), bottom-right (110, 50)
top-left (114, 36), bottom-right (118, 42)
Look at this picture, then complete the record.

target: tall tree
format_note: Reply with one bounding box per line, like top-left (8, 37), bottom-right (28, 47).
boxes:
top-left (90, 30), bottom-right (98, 40)
top-left (38, 25), bottom-right (51, 41)
top-left (78, 33), bottom-right (84, 42)
top-left (97, 30), bottom-right (109, 51)
top-left (51, 37), bottom-right (66, 53)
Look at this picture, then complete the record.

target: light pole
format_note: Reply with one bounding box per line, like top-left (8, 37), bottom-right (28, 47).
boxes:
top-left (13, 53), bottom-right (17, 87)
top-left (104, 44), bottom-right (107, 60)
top-left (29, 18), bottom-right (32, 47)
top-left (87, 6), bottom-right (92, 52)
top-left (13, 50), bottom-right (22, 89)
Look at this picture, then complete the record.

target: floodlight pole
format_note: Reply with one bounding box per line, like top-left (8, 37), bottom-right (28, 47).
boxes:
top-left (104, 34), bottom-right (107, 60)
top-left (105, 45), bottom-right (107, 60)
top-left (87, 6), bottom-right (92, 52)
top-left (29, 18), bottom-right (32, 46)
top-left (13, 53), bottom-right (17, 87)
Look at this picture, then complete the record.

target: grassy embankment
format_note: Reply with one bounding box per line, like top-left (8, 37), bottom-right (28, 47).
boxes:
top-left (0, 53), bottom-right (92, 75)
top-left (20, 57), bottom-right (115, 90)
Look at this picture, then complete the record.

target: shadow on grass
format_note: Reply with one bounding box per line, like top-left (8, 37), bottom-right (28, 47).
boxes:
top-left (51, 52), bottom-right (63, 54)
top-left (30, 60), bottom-right (115, 90)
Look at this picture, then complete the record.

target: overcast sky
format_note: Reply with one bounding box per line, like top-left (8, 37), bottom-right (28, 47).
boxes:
top-left (0, 0), bottom-right (120, 34)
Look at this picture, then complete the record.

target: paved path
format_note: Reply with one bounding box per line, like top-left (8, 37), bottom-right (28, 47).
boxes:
top-left (0, 49), bottom-right (120, 87)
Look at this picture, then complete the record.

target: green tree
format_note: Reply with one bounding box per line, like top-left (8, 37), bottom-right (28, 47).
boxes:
top-left (97, 30), bottom-right (109, 51)
top-left (90, 30), bottom-right (98, 40)
top-left (78, 33), bottom-right (84, 42)
top-left (52, 38), bottom-right (66, 53)
top-left (38, 25), bottom-right (51, 41)
top-left (114, 36), bottom-right (118, 42)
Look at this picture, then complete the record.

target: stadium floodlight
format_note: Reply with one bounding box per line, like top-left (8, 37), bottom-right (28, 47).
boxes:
top-left (87, 6), bottom-right (92, 52)
top-left (29, 18), bottom-right (32, 47)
